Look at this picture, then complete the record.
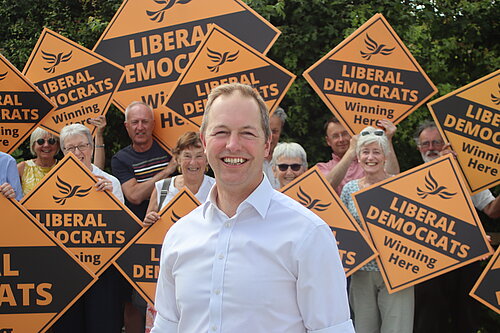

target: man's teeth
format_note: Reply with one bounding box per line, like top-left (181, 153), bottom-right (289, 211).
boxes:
top-left (366, 162), bottom-right (377, 166)
top-left (223, 157), bottom-right (245, 165)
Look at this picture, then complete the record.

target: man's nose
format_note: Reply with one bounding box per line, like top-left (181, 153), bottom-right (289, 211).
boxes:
top-left (226, 132), bottom-right (241, 151)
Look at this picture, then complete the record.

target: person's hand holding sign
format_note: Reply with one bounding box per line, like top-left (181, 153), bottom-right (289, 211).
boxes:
top-left (0, 182), bottom-right (17, 199)
top-left (94, 175), bottom-right (113, 192)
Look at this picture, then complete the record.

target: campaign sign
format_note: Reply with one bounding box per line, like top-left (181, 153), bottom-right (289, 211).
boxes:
top-left (155, 24), bottom-right (296, 151)
top-left (470, 245), bottom-right (500, 314)
top-left (0, 195), bottom-right (97, 333)
top-left (114, 189), bottom-right (200, 305)
top-left (23, 28), bottom-right (124, 136)
top-left (21, 154), bottom-right (143, 277)
top-left (303, 13), bottom-right (437, 135)
top-left (280, 167), bottom-right (378, 276)
top-left (93, 0), bottom-right (280, 111)
top-left (352, 155), bottom-right (493, 293)
top-left (428, 70), bottom-right (499, 194)
top-left (0, 53), bottom-right (56, 154)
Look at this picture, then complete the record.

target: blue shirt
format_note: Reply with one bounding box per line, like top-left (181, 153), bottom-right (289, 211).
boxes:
top-left (0, 152), bottom-right (23, 200)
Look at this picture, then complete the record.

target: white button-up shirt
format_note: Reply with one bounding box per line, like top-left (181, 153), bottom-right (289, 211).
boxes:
top-left (152, 177), bottom-right (354, 333)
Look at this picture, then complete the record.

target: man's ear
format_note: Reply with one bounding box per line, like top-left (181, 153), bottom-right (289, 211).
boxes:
top-left (200, 132), bottom-right (207, 150)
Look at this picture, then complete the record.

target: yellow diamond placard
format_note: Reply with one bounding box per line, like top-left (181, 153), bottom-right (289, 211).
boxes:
top-left (352, 155), bottom-right (492, 293)
top-left (155, 24), bottom-right (295, 151)
top-left (93, 0), bottom-right (280, 112)
top-left (428, 70), bottom-right (499, 194)
top-left (280, 167), bottom-right (378, 276)
top-left (23, 28), bottom-right (124, 136)
top-left (0, 195), bottom-right (97, 333)
top-left (0, 52), bottom-right (56, 153)
top-left (303, 13), bottom-right (437, 135)
top-left (114, 189), bottom-right (200, 306)
top-left (21, 154), bottom-right (142, 276)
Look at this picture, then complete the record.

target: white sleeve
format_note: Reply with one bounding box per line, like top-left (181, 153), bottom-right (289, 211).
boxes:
top-left (296, 224), bottom-right (355, 333)
top-left (151, 234), bottom-right (179, 333)
top-left (471, 189), bottom-right (494, 211)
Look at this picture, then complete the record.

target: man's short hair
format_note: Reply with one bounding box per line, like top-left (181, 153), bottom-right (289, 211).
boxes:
top-left (323, 116), bottom-right (340, 133)
top-left (413, 120), bottom-right (438, 145)
top-left (200, 83), bottom-right (271, 142)
top-left (271, 142), bottom-right (307, 168)
top-left (272, 107), bottom-right (287, 128)
top-left (124, 101), bottom-right (154, 121)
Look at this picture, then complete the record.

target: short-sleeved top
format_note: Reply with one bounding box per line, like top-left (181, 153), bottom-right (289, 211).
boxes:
top-left (0, 152), bottom-right (23, 201)
top-left (341, 179), bottom-right (379, 272)
top-left (316, 153), bottom-right (364, 195)
top-left (471, 189), bottom-right (494, 211)
top-left (21, 159), bottom-right (56, 195)
top-left (92, 164), bottom-right (124, 203)
top-left (154, 175), bottom-right (215, 210)
top-left (111, 140), bottom-right (171, 220)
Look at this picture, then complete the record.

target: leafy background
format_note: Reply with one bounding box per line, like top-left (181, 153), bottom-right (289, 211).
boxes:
top-left (1, 0), bottom-right (498, 328)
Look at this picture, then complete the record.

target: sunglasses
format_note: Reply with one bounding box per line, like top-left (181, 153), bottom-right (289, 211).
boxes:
top-left (277, 163), bottom-right (302, 172)
top-left (36, 138), bottom-right (57, 145)
top-left (361, 129), bottom-right (384, 136)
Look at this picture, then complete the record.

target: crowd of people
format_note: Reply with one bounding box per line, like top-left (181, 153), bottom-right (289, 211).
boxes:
top-left (1, 82), bottom-right (498, 333)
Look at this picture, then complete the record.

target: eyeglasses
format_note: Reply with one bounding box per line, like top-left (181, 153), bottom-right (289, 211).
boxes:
top-left (418, 140), bottom-right (444, 148)
top-left (36, 138), bottom-right (57, 145)
top-left (64, 143), bottom-right (91, 153)
top-left (361, 129), bottom-right (384, 136)
top-left (277, 163), bottom-right (302, 172)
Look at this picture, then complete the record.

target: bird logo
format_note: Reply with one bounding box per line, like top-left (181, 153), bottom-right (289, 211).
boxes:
top-left (146, 0), bottom-right (192, 22)
top-left (0, 72), bottom-right (7, 81)
top-left (296, 187), bottom-right (331, 212)
top-left (416, 171), bottom-right (456, 199)
top-left (491, 82), bottom-right (500, 105)
top-left (52, 176), bottom-right (92, 205)
top-left (206, 48), bottom-right (239, 73)
top-left (360, 34), bottom-right (395, 60)
top-left (41, 50), bottom-right (73, 74)
top-left (171, 210), bottom-right (182, 223)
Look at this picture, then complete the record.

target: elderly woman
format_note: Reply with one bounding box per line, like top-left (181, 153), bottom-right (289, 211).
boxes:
top-left (341, 126), bottom-right (412, 333)
top-left (17, 127), bottom-right (60, 195)
top-left (143, 131), bottom-right (214, 332)
top-left (271, 142), bottom-right (308, 188)
top-left (53, 124), bottom-right (124, 333)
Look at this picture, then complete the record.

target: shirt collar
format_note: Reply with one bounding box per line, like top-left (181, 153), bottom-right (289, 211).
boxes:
top-left (202, 174), bottom-right (273, 220)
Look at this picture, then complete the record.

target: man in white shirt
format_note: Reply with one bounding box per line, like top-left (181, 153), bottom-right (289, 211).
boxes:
top-left (152, 83), bottom-right (354, 333)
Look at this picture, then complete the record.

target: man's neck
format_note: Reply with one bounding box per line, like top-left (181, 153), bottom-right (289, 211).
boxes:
top-left (214, 177), bottom-right (262, 218)
top-left (132, 140), bottom-right (153, 153)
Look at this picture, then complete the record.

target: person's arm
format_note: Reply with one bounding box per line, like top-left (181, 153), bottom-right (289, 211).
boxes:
top-left (120, 161), bottom-right (176, 205)
top-left (378, 119), bottom-right (400, 175)
top-left (482, 195), bottom-right (499, 219)
top-left (296, 224), bottom-right (355, 332)
top-left (324, 136), bottom-right (358, 189)
top-left (143, 187), bottom-right (161, 227)
top-left (7, 156), bottom-right (22, 200)
top-left (90, 115), bottom-right (106, 170)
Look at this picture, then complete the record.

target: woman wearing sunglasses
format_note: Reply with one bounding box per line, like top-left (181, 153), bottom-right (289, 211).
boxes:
top-left (17, 127), bottom-right (61, 195)
top-left (271, 142), bottom-right (308, 188)
top-left (341, 126), bottom-right (412, 333)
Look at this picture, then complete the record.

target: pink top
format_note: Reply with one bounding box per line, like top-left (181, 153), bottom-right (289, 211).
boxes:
top-left (316, 153), bottom-right (364, 195)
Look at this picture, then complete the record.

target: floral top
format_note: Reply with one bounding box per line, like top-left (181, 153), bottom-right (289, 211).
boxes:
top-left (21, 159), bottom-right (56, 195)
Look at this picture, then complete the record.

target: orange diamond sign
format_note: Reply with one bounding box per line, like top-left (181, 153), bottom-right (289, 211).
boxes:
top-left (114, 189), bottom-right (200, 305)
top-left (352, 156), bottom-right (492, 293)
top-left (0, 195), bottom-right (97, 333)
top-left (303, 13), bottom-right (437, 135)
top-left (428, 70), bottom-right (499, 194)
top-left (0, 53), bottom-right (56, 153)
top-left (280, 167), bottom-right (378, 276)
top-left (470, 245), bottom-right (500, 314)
top-left (155, 24), bottom-right (295, 151)
top-left (93, 0), bottom-right (280, 112)
top-left (21, 154), bottom-right (142, 276)
top-left (23, 28), bottom-right (124, 137)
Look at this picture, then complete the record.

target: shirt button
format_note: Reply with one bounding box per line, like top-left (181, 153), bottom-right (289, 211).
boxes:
top-left (218, 253), bottom-right (224, 260)
top-left (211, 325), bottom-right (217, 331)
top-left (214, 289), bottom-right (221, 295)
top-left (224, 222), bottom-right (231, 228)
